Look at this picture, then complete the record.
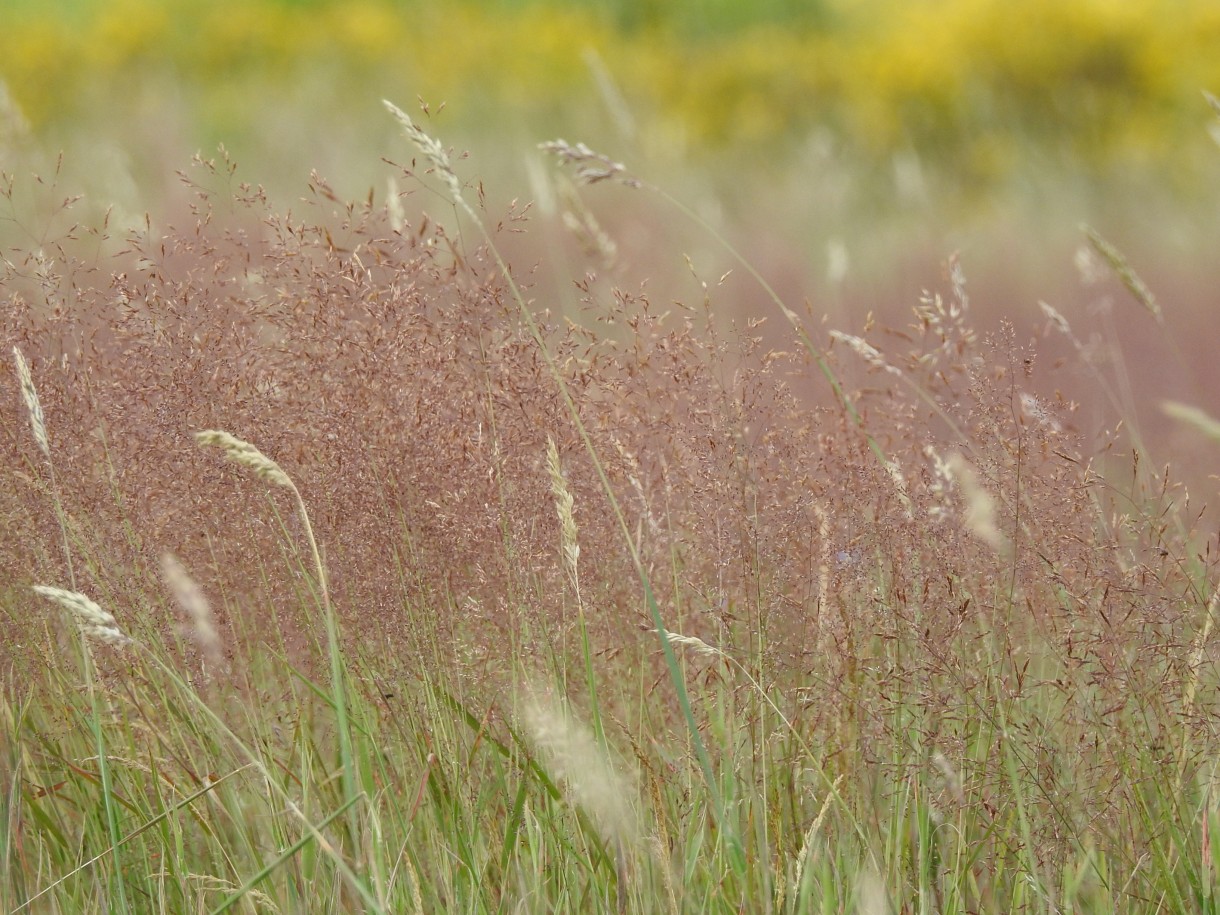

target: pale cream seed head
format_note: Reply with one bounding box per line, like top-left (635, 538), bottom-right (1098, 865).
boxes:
top-left (195, 430), bottom-right (293, 489)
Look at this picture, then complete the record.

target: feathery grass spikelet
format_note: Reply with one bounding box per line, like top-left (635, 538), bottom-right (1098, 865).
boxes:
top-left (946, 453), bottom-right (1004, 551)
top-left (558, 181), bottom-right (619, 266)
top-left (32, 585), bottom-right (131, 646)
top-left (12, 347), bottom-right (49, 458)
top-left (546, 437), bottom-right (581, 590)
top-left (386, 175), bottom-right (406, 233)
top-left (383, 99), bottom-right (472, 218)
top-left (161, 553), bottom-right (223, 671)
top-left (648, 835), bottom-right (679, 915)
top-left (792, 773), bottom-right (844, 899)
top-left (931, 751), bottom-right (965, 805)
top-left (1038, 300), bottom-right (1072, 336)
top-left (812, 501), bottom-right (831, 637)
top-left (1182, 581), bottom-right (1220, 733)
top-left (1082, 224), bottom-right (1163, 324)
top-left (661, 631), bottom-right (725, 661)
top-left (608, 434), bottom-right (658, 540)
top-left (195, 430), bottom-right (293, 488)
top-left (923, 445), bottom-right (955, 524)
top-left (829, 330), bottom-right (901, 376)
top-left (522, 690), bottom-right (638, 850)
top-left (883, 458), bottom-right (914, 519)
top-left (538, 139), bottom-right (641, 188)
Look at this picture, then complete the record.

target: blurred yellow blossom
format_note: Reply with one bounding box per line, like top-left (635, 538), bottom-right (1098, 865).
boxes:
top-left (0, 0), bottom-right (1216, 186)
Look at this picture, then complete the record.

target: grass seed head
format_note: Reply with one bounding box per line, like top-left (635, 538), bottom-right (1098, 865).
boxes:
top-left (1038, 300), bottom-right (1072, 337)
top-left (32, 585), bottom-right (131, 646)
top-left (1082, 224), bottom-right (1163, 324)
top-left (829, 330), bottom-right (901, 376)
top-left (662, 631), bottom-right (726, 661)
top-left (195, 430), bottom-right (293, 489)
top-left (538, 139), bottom-right (641, 188)
top-left (383, 99), bottom-right (471, 217)
top-left (161, 553), bottom-right (223, 671)
top-left (12, 346), bottom-right (49, 458)
top-left (546, 437), bottom-right (580, 588)
top-left (946, 453), bottom-right (1005, 552)
top-left (523, 690), bottom-right (638, 850)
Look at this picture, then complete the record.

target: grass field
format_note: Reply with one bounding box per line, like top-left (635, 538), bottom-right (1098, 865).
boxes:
top-left (5, 4), bottom-right (1220, 913)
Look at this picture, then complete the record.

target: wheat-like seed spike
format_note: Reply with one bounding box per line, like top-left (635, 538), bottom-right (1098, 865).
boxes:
top-left (383, 99), bottom-right (472, 218)
top-left (829, 331), bottom-right (901, 376)
top-left (403, 856), bottom-right (424, 915)
top-left (1082, 224), bottom-right (1163, 324)
top-left (1037, 300), bottom-right (1072, 336)
top-left (931, 750), bottom-right (965, 804)
top-left (162, 553), bottom-right (223, 671)
top-left (195, 430), bottom-right (293, 488)
top-left (12, 347), bottom-right (49, 458)
top-left (546, 437), bottom-right (581, 587)
top-left (33, 585), bottom-right (131, 646)
top-left (792, 773), bottom-right (844, 898)
top-left (659, 631), bottom-right (725, 660)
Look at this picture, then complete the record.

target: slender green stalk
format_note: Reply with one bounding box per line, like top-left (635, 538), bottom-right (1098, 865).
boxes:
top-left (386, 103), bottom-right (746, 877)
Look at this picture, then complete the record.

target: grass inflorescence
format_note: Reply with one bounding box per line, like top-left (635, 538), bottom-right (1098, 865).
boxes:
top-left (1, 107), bottom-right (1219, 914)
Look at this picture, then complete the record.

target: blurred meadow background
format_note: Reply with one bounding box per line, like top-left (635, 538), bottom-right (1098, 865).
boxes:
top-left (4, 0), bottom-right (1220, 458)
top-left (6, 1), bottom-right (1220, 912)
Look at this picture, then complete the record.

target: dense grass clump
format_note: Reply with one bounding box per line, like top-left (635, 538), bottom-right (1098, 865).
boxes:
top-left (2, 124), bottom-right (1218, 913)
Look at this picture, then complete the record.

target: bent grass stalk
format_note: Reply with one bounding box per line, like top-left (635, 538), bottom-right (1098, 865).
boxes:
top-left (194, 430), bottom-right (364, 884)
top-left (385, 101), bottom-right (746, 877)
top-left (28, 585), bottom-right (131, 911)
top-left (546, 436), bottom-right (604, 745)
top-left (14, 350), bottom-right (130, 907)
top-left (28, 584), bottom-right (381, 914)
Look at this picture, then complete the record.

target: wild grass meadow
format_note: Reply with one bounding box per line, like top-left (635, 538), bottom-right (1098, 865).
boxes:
top-left (4, 2), bottom-right (1220, 913)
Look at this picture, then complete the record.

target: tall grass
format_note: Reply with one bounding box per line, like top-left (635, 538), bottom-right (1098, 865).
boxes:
top-left (2, 108), bottom-right (1219, 913)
